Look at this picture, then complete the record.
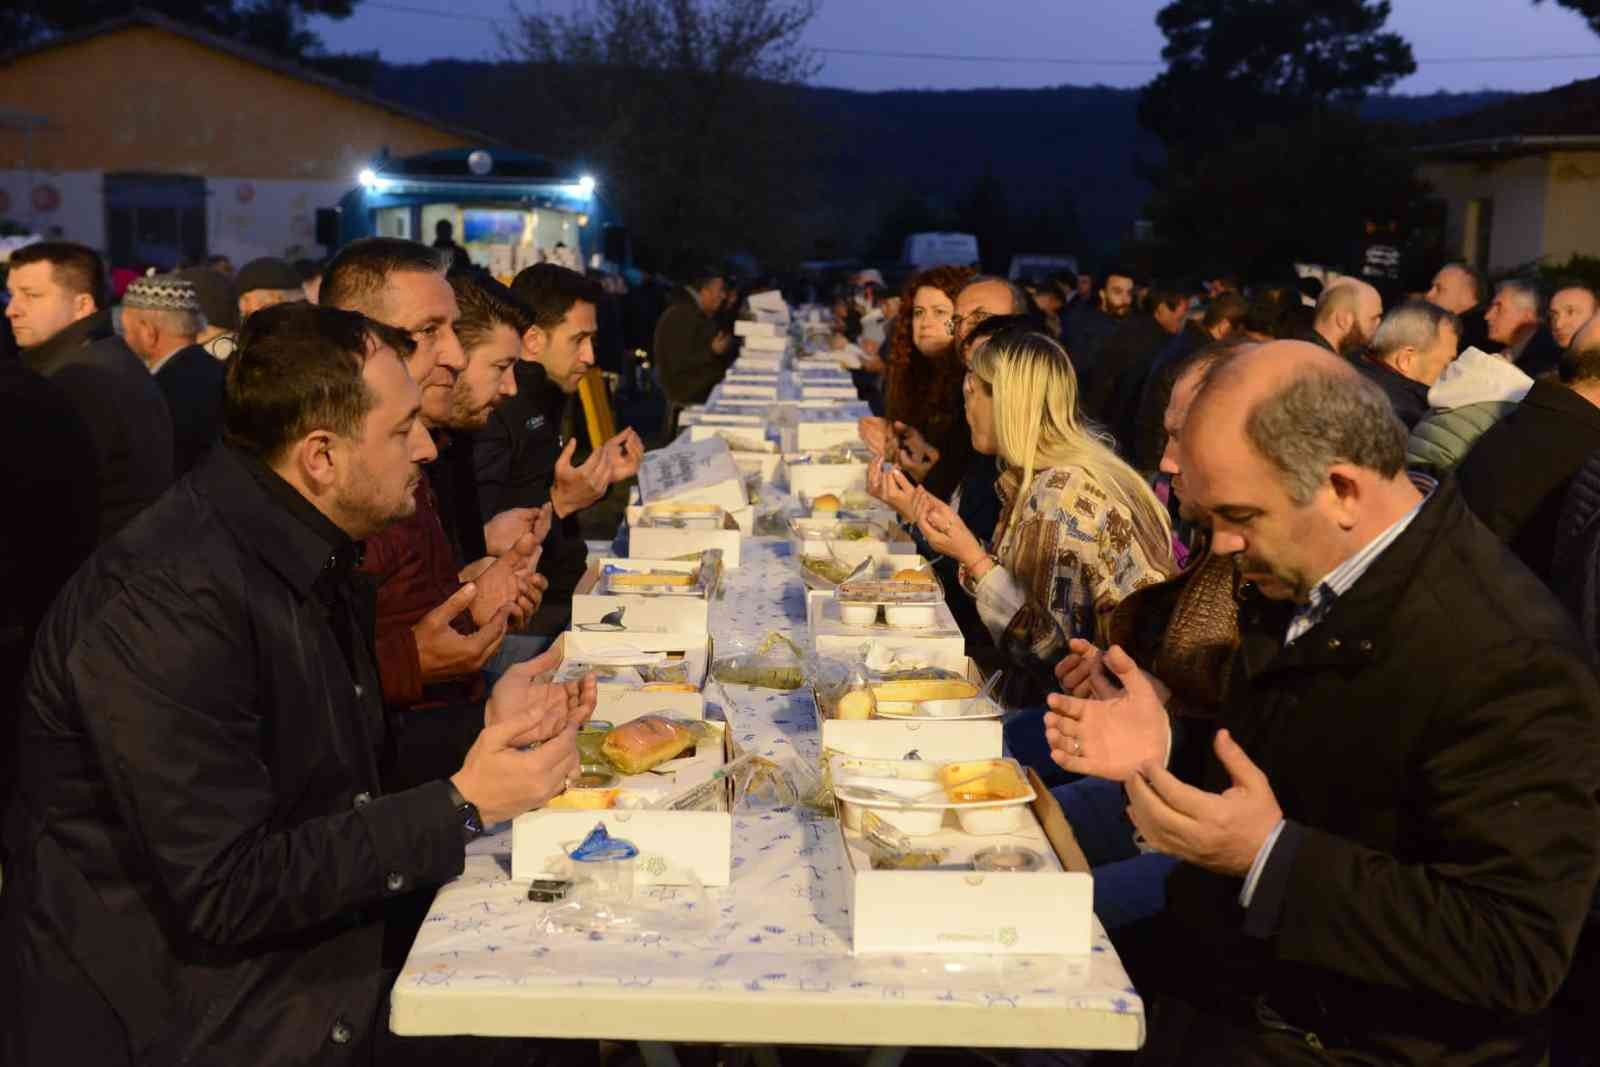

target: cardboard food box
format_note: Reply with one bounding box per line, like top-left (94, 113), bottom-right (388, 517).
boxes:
top-left (835, 765), bottom-right (1092, 955)
top-left (788, 517), bottom-right (915, 568)
top-left (680, 410), bottom-right (764, 427)
top-left (625, 504), bottom-right (748, 567)
top-left (784, 417), bottom-right (868, 452)
top-left (550, 629), bottom-right (712, 708)
top-left (637, 437), bottom-right (747, 513)
top-left (734, 320), bottom-right (782, 338)
top-left (740, 333), bottom-right (788, 353)
top-left (783, 456), bottom-right (868, 499)
top-left (718, 381), bottom-right (781, 400)
top-left (511, 705), bottom-right (734, 887)
top-left (688, 424), bottom-right (777, 452)
top-left (800, 384), bottom-right (860, 400)
top-left (731, 355), bottom-right (785, 372)
top-left (571, 557), bottom-right (712, 635)
top-left (806, 590), bottom-right (967, 664)
top-left (810, 656), bottom-right (1003, 759)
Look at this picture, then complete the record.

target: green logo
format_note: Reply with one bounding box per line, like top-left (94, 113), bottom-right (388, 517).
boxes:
top-left (997, 927), bottom-right (1019, 947)
top-left (642, 855), bottom-right (668, 876)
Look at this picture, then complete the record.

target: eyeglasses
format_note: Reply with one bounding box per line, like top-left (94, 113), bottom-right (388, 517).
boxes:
top-left (948, 308), bottom-right (992, 337)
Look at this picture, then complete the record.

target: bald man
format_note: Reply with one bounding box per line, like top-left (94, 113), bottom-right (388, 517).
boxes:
top-left (1309, 278), bottom-right (1382, 357)
top-left (1045, 342), bottom-right (1600, 1064)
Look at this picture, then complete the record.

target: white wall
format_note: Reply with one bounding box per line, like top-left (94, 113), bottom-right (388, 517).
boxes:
top-left (1542, 151), bottom-right (1600, 267)
top-left (0, 167), bottom-right (106, 249)
top-left (1421, 155), bottom-right (1550, 274)
top-left (205, 175), bottom-right (348, 263)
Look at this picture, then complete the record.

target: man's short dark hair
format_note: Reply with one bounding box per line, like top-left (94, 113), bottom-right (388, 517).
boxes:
top-left (223, 302), bottom-right (416, 463)
top-left (452, 270), bottom-right (533, 352)
top-left (1146, 281), bottom-right (1186, 313)
top-left (1551, 279), bottom-right (1599, 306)
top-left (509, 263), bottom-right (605, 332)
top-left (1101, 266), bottom-right (1136, 287)
top-left (685, 266), bottom-right (724, 291)
top-left (1202, 291), bottom-right (1249, 332)
top-left (9, 241), bottom-right (107, 309)
top-left (293, 258), bottom-right (324, 282)
top-left (320, 238), bottom-right (448, 315)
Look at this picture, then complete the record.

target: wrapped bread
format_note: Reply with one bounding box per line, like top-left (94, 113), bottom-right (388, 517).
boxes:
top-left (891, 568), bottom-right (936, 583)
top-left (601, 717), bottom-right (698, 775)
top-left (812, 494), bottom-right (841, 513)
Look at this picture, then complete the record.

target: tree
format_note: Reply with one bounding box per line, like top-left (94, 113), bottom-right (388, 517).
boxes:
top-left (1139, 0), bottom-right (1416, 162)
top-left (1534, 0), bottom-right (1600, 33)
top-left (501, 0), bottom-right (822, 274)
top-left (0, 0), bottom-right (359, 60)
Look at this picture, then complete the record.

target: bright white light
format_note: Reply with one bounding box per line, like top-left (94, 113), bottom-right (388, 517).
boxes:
top-left (578, 174), bottom-right (597, 196)
top-left (358, 168), bottom-right (377, 188)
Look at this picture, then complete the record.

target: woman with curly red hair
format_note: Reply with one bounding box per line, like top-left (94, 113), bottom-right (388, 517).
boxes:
top-left (858, 264), bottom-right (976, 500)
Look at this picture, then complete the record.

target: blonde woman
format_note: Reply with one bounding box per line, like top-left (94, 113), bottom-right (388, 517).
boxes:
top-left (913, 326), bottom-right (1174, 703)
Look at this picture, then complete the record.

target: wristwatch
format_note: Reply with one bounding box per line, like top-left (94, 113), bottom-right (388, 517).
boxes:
top-left (446, 781), bottom-right (484, 842)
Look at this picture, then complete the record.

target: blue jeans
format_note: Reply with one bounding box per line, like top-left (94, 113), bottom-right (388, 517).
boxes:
top-left (1051, 776), bottom-right (1178, 931)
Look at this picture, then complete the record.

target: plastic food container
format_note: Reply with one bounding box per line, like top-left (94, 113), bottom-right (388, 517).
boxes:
top-left (568, 824), bottom-right (639, 902)
top-left (576, 722), bottom-right (614, 765)
top-left (838, 603), bottom-right (880, 626)
top-left (883, 604), bottom-right (936, 628)
top-left (910, 696), bottom-right (1002, 720)
top-left (939, 759), bottom-right (1032, 802)
top-left (972, 845), bottom-right (1047, 872)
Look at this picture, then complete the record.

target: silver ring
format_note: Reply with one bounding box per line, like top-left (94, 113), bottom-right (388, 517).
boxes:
top-left (1070, 737), bottom-right (1083, 757)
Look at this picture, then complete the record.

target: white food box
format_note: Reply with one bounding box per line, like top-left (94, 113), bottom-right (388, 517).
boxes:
top-left (783, 457), bottom-right (868, 499)
top-left (811, 657), bottom-right (1002, 759)
top-left (550, 629), bottom-right (712, 707)
top-left (740, 333), bottom-right (788, 353)
top-left (732, 451), bottom-right (782, 483)
top-left (681, 410), bottom-right (764, 427)
top-left (807, 591), bottom-right (966, 664)
top-left (789, 517), bottom-right (915, 567)
top-left (688, 424), bottom-right (776, 452)
top-left (625, 504), bottom-right (749, 567)
top-left (784, 418), bottom-right (867, 452)
top-left (732, 355), bottom-right (785, 372)
top-left (734, 320), bottom-right (781, 338)
top-left (835, 765), bottom-right (1092, 955)
top-left (801, 384), bottom-right (860, 400)
top-left (719, 381), bottom-right (780, 400)
top-left (636, 436), bottom-right (747, 513)
top-left (571, 557), bottom-right (711, 635)
top-left (511, 707), bottom-right (734, 887)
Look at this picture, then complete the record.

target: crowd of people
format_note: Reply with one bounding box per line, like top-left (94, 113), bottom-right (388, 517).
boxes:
top-left (3, 228), bottom-right (1600, 1067)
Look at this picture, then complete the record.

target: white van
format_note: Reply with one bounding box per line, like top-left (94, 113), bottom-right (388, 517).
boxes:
top-left (901, 232), bottom-right (979, 269)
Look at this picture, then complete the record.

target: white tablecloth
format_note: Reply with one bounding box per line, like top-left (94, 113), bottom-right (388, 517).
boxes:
top-left (390, 539), bottom-right (1145, 1050)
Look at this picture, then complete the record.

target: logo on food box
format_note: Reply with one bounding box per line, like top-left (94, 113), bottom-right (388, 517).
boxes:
top-left (642, 855), bottom-right (667, 876)
top-left (998, 926), bottom-right (1019, 947)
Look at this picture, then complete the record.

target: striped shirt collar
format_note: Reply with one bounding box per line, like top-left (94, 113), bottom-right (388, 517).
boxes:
top-left (1285, 471), bottom-right (1437, 646)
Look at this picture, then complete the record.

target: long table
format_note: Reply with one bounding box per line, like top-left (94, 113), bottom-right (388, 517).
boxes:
top-left (389, 538), bottom-right (1145, 1052)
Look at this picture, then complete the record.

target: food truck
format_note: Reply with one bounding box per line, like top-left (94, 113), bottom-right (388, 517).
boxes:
top-left (330, 147), bottom-right (622, 276)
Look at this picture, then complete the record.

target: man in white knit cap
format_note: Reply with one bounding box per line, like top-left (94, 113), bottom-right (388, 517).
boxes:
top-left (123, 275), bottom-right (224, 475)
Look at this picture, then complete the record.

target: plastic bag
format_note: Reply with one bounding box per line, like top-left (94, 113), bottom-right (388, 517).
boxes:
top-left (599, 715), bottom-right (718, 775)
top-left (710, 631), bottom-right (807, 690)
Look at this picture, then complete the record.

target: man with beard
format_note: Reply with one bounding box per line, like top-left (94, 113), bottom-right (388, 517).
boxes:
top-left (1308, 277), bottom-right (1383, 358)
top-left (1, 303), bottom-right (592, 1066)
top-left (475, 263), bottom-right (643, 637)
top-left (1064, 267), bottom-right (1136, 373)
top-left (322, 243), bottom-right (545, 785)
top-left (1046, 342), bottom-right (1600, 1064)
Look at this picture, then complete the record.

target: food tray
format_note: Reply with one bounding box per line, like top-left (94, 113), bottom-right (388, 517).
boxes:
top-left (837, 580), bottom-right (943, 605)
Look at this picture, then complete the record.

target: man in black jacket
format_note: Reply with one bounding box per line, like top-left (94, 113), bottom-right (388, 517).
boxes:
top-left (6, 241), bottom-right (173, 540)
top-left (1046, 342), bottom-right (1600, 1065)
top-left (0, 303), bottom-right (590, 1067)
top-left (120, 275), bottom-right (225, 475)
top-left (1085, 281), bottom-right (1190, 450)
top-left (652, 266), bottom-right (732, 407)
top-left (478, 263), bottom-right (643, 635)
top-left (1458, 315), bottom-right (1600, 587)
top-left (1354, 299), bottom-right (1460, 431)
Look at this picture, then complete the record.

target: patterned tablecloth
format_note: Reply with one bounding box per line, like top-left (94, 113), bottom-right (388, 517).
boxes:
top-left (390, 538), bottom-right (1145, 1050)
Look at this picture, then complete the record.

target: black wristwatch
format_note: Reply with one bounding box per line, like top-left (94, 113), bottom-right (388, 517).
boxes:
top-left (446, 781), bottom-right (484, 842)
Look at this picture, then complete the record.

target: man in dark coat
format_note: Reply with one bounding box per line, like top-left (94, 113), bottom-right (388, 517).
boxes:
top-left (477, 263), bottom-right (643, 635)
top-left (1458, 316), bottom-right (1600, 588)
top-left (1062, 267), bottom-right (1134, 375)
top-left (119, 275), bottom-right (225, 475)
top-left (6, 241), bottom-right (173, 540)
top-left (1081, 282), bottom-right (1188, 442)
top-left (0, 303), bottom-right (588, 1067)
top-left (1353, 298), bottom-right (1460, 432)
top-left (652, 267), bottom-right (732, 407)
top-left (1047, 342), bottom-right (1600, 1065)
top-left (1131, 291), bottom-right (1247, 471)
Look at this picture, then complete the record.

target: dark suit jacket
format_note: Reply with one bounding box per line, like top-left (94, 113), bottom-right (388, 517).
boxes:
top-left (1153, 482), bottom-right (1600, 1064)
top-left (1354, 355), bottom-right (1429, 430)
top-left (154, 343), bottom-right (224, 476)
top-left (1457, 379), bottom-right (1600, 585)
top-left (652, 289), bottom-right (727, 406)
top-left (1, 446), bottom-right (464, 1066)
top-left (22, 310), bottom-right (173, 541)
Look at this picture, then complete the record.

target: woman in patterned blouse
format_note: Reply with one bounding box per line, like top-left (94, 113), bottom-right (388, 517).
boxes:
top-left (913, 326), bottom-right (1175, 703)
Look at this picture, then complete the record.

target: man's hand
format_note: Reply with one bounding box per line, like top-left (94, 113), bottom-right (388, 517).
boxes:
top-left (414, 583), bottom-right (510, 683)
top-left (912, 488), bottom-right (986, 568)
top-left (893, 421), bottom-right (939, 481)
top-left (484, 659), bottom-right (570, 741)
top-left (1044, 645), bottom-right (1171, 782)
top-left (1055, 638), bottom-right (1173, 703)
top-left (550, 438), bottom-right (615, 518)
top-left (865, 455), bottom-right (919, 523)
top-left (602, 427), bottom-right (645, 483)
top-left (484, 507), bottom-right (538, 558)
top-left (711, 332), bottom-right (732, 356)
top-left (463, 533), bottom-right (542, 628)
top-left (1125, 729), bottom-right (1282, 878)
top-left (450, 719), bottom-right (581, 825)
